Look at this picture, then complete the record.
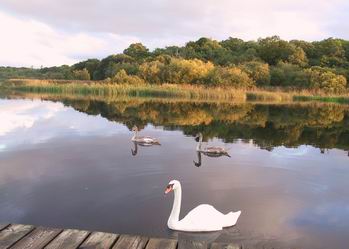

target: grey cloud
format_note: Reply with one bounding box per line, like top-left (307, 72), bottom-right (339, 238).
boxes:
top-left (0, 0), bottom-right (228, 39)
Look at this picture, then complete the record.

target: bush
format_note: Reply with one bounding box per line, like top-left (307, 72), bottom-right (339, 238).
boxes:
top-left (270, 62), bottom-right (308, 87)
top-left (73, 68), bottom-right (90, 80)
top-left (240, 61), bottom-right (270, 86)
top-left (72, 59), bottom-right (100, 79)
top-left (305, 67), bottom-right (347, 93)
top-left (93, 54), bottom-right (136, 80)
top-left (112, 69), bottom-right (145, 85)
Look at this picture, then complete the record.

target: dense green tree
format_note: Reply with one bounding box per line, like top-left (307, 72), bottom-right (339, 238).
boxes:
top-left (39, 65), bottom-right (74, 79)
top-left (152, 46), bottom-right (183, 57)
top-left (220, 38), bottom-right (245, 52)
top-left (313, 38), bottom-right (347, 67)
top-left (220, 38), bottom-right (259, 64)
top-left (73, 59), bottom-right (100, 79)
top-left (123, 43), bottom-right (149, 60)
top-left (93, 54), bottom-right (137, 80)
top-left (258, 36), bottom-right (295, 65)
top-left (270, 62), bottom-right (308, 87)
top-left (183, 38), bottom-right (228, 64)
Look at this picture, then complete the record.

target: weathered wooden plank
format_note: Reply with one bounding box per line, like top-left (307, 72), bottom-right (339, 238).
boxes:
top-left (79, 231), bottom-right (119, 249)
top-left (145, 238), bottom-right (177, 249)
top-left (178, 240), bottom-right (207, 249)
top-left (0, 224), bottom-right (34, 249)
top-left (11, 227), bottom-right (62, 249)
top-left (210, 243), bottom-right (241, 249)
top-left (0, 225), bottom-right (9, 232)
top-left (44, 229), bottom-right (89, 249)
top-left (112, 234), bottom-right (148, 249)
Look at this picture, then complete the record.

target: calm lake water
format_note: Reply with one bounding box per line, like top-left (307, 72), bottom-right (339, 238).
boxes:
top-left (0, 93), bottom-right (348, 249)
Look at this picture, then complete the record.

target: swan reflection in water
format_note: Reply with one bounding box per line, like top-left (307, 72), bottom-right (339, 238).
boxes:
top-left (131, 126), bottom-right (161, 156)
top-left (131, 141), bottom-right (161, 156)
top-left (193, 133), bottom-right (230, 167)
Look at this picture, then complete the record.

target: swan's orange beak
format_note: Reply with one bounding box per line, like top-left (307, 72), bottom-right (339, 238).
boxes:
top-left (164, 184), bottom-right (173, 194)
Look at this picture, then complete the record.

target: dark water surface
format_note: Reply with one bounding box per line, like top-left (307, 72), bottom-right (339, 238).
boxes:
top-left (0, 94), bottom-right (348, 249)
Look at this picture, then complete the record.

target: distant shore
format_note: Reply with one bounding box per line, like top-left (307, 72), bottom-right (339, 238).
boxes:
top-left (2, 78), bottom-right (349, 104)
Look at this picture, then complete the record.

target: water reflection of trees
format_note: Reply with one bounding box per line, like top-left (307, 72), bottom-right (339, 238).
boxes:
top-left (40, 96), bottom-right (349, 152)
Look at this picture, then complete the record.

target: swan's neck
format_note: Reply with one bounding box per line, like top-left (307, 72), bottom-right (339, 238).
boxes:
top-left (168, 186), bottom-right (182, 227)
top-left (196, 135), bottom-right (202, 151)
top-left (132, 130), bottom-right (138, 140)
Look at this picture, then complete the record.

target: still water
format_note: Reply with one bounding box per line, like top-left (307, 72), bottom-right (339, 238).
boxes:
top-left (0, 94), bottom-right (348, 249)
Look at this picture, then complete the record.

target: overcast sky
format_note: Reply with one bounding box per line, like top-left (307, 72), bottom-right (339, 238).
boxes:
top-left (0, 0), bottom-right (348, 67)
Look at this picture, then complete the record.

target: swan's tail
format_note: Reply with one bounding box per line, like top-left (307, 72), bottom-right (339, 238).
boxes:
top-left (224, 210), bottom-right (241, 227)
top-left (153, 139), bottom-right (161, 145)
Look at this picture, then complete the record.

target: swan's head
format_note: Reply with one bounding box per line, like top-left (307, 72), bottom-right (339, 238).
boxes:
top-left (132, 126), bottom-right (138, 132)
top-left (195, 132), bottom-right (202, 142)
top-left (164, 180), bottom-right (180, 194)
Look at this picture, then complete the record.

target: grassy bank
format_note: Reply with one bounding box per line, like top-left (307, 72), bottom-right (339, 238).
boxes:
top-left (3, 79), bottom-right (349, 103)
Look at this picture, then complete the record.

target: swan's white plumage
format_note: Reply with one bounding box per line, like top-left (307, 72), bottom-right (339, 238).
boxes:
top-left (175, 204), bottom-right (241, 232)
top-left (166, 180), bottom-right (241, 232)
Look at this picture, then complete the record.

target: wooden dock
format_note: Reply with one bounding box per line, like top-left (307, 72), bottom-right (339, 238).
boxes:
top-left (0, 223), bottom-right (241, 249)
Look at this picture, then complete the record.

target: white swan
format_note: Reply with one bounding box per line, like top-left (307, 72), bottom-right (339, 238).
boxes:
top-left (165, 180), bottom-right (241, 232)
top-left (131, 126), bottom-right (160, 145)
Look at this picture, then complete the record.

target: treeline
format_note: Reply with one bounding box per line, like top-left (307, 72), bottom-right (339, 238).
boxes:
top-left (2, 36), bottom-right (349, 93)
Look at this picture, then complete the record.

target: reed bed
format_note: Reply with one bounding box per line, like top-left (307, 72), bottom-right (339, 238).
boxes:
top-left (6, 79), bottom-right (247, 101)
top-left (3, 78), bottom-right (349, 104)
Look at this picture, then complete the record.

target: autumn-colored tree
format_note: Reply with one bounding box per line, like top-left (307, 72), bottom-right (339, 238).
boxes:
top-left (305, 67), bottom-right (347, 93)
top-left (138, 60), bottom-right (165, 84)
top-left (162, 58), bottom-right (214, 84)
top-left (240, 61), bottom-right (270, 86)
top-left (112, 69), bottom-right (145, 85)
top-left (288, 47), bottom-right (308, 67)
top-left (206, 66), bottom-right (254, 88)
top-left (73, 68), bottom-right (90, 80)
